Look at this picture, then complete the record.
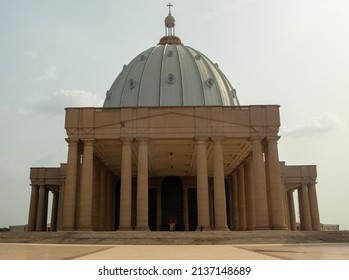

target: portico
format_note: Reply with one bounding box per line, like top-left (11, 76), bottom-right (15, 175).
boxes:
top-left (62, 105), bottom-right (288, 231)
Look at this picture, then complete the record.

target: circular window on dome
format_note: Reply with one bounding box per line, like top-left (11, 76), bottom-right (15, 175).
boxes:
top-left (206, 78), bottom-right (214, 88)
top-left (128, 79), bottom-right (137, 89)
top-left (167, 50), bottom-right (174, 57)
top-left (195, 54), bottom-right (201, 60)
top-left (140, 54), bottom-right (146, 61)
top-left (166, 73), bottom-right (176, 84)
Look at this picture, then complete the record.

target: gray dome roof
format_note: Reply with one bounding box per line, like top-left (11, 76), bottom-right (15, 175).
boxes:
top-left (104, 5), bottom-right (239, 108)
top-left (103, 44), bottom-right (240, 107)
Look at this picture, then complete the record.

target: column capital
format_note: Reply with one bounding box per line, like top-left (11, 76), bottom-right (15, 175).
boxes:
top-left (120, 137), bottom-right (133, 144)
top-left (65, 138), bottom-right (79, 144)
top-left (210, 136), bottom-right (225, 143)
top-left (250, 136), bottom-right (265, 143)
top-left (81, 139), bottom-right (95, 144)
top-left (136, 137), bottom-right (149, 143)
top-left (265, 136), bottom-right (280, 142)
top-left (195, 137), bottom-right (208, 143)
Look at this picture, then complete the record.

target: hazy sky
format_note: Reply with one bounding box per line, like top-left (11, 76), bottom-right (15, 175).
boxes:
top-left (1, 0), bottom-right (348, 229)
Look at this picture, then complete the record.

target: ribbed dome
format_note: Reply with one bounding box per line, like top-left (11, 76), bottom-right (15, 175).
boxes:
top-left (103, 44), bottom-right (240, 107)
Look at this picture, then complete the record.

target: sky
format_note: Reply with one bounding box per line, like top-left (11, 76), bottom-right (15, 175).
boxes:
top-left (0, 0), bottom-right (348, 230)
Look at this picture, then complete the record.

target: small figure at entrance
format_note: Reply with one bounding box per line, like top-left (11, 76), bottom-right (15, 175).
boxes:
top-left (168, 217), bottom-right (176, 231)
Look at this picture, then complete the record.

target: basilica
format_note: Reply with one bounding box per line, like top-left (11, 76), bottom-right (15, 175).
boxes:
top-left (27, 5), bottom-right (321, 232)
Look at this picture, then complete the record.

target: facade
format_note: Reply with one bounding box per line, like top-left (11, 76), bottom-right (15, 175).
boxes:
top-left (27, 6), bottom-right (321, 232)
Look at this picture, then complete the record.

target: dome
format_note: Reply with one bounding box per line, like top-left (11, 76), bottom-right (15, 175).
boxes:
top-left (103, 5), bottom-right (240, 108)
top-left (103, 44), bottom-right (240, 107)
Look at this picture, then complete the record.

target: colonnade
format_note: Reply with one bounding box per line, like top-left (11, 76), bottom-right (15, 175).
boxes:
top-left (27, 184), bottom-right (59, 232)
top-left (32, 135), bottom-right (321, 232)
top-left (286, 183), bottom-right (321, 231)
top-left (226, 137), bottom-right (287, 230)
top-left (61, 139), bottom-right (116, 231)
top-left (62, 136), bottom-right (288, 231)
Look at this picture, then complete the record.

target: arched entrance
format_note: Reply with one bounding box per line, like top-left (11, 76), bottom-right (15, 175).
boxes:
top-left (161, 176), bottom-right (183, 231)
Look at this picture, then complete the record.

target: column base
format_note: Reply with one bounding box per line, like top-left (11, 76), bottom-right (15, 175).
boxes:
top-left (76, 227), bottom-right (93, 231)
top-left (214, 226), bottom-right (230, 231)
top-left (272, 225), bottom-right (288, 230)
top-left (135, 227), bottom-right (150, 231)
top-left (117, 227), bottom-right (133, 231)
top-left (60, 227), bottom-right (75, 231)
top-left (246, 226), bottom-right (256, 231)
top-left (196, 226), bottom-right (212, 231)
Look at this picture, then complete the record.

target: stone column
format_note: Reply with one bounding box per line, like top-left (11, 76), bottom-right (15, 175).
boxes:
top-left (156, 187), bottom-right (162, 231)
top-left (99, 165), bottom-right (107, 230)
top-left (251, 138), bottom-right (270, 229)
top-left (27, 184), bottom-right (39, 232)
top-left (209, 187), bottom-right (214, 228)
top-left (287, 190), bottom-right (297, 231)
top-left (57, 177), bottom-right (65, 231)
top-left (265, 137), bottom-right (287, 229)
top-left (212, 138), bottom-right (229, 230)
top-left (231, 173), bottom-right (239, 231)
top-left (237, 165), bottom-right (246, 231)
top-left (61, 139), bottom-right (79, 230)
top-left (50, 192), bottom-right (59, 231)
top-left (226, 181), bottom-right (233, 230)
top-left (78, 139), bottom-right (94, 230)
top-left (195, 138), bottom-right (210, 230)
top-left (107, 173), bottom-right (115, 231)
top-left (92, 160), bottom-right (101, 230)
top-left (36, 184), bottom-right (46, 231)
top-left (308, 183), bottom-right (321, 231)
top-left (183, 186), bottom-right (189, 231)
top-left (245, 158), bottom-right (256, 230)
top-left (136, 138), bottom-right (150, 231)
top-left (300, 183), bottom-right (312, 230)
top-left (119, 138), bottom-right (133, 230)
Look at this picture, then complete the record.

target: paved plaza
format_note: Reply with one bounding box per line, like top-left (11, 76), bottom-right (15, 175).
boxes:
top-left (0, 243), bottom-right (349, 260)
top-left (0, 231), bottom-right (349, 260)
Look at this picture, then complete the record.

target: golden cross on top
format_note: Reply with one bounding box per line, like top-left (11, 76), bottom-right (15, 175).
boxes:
top-left (167, 2), bottom-right (173, 15)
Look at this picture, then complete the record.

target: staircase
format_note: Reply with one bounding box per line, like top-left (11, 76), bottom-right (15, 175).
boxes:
top-left (1, 230), bottom-right (349, 245)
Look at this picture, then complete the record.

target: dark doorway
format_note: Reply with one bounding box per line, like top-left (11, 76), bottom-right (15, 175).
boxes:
top-left (148, 188), bottom-right (157, 231)
top-left (188, 188), bottom-right (197, 231)
top-left (161, 177), bottom-right (183, 231)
